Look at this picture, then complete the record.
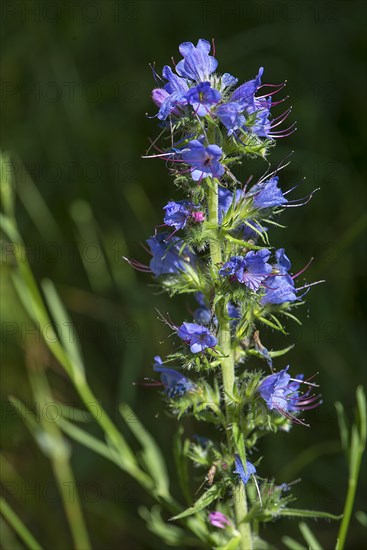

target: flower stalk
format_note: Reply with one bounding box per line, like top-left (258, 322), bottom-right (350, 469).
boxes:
top-left (208, 179), bottom-right (252, 547)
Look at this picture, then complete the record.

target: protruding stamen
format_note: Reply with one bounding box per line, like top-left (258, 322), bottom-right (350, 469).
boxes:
top-left (211, 37), bottom-right (216, 57)
top-left (292, 257), bottom-right (314, 280)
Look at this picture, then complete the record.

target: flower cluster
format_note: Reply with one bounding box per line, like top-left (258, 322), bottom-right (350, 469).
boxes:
top-left (151, 39), bottom-right (292, 141)
top-left (125, 38), bottom-right (322, 547)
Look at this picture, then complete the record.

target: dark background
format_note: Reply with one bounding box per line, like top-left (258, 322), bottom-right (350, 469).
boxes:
top-left (1, 1), bottom-right (366, 548)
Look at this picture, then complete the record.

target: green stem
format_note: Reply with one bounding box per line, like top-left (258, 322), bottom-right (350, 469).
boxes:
top-left (208, 179), bottom-right (252, 550)
top-left (335, 434), bottom-right (364, 550)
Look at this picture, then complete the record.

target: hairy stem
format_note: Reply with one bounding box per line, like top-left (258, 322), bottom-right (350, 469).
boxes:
top-left (208, 179), bottom-right (252, 549)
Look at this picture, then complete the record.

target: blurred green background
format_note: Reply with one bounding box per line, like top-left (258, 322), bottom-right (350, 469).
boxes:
top-left (1, 0), bottom-right (366, 548)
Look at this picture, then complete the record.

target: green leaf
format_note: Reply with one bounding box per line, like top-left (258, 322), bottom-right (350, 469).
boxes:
top-left (281, 536), bottom-right (307, 550)
top-left (225, 234), bottom-right (263, 250)
top-left (119, 404), bottom-right (170, 499)
top-left (42, 279), bottom-right (85, 381)
top-left (170, 484), bottom-right (222, 521)
top-left (257, 316), bottom-right (286, 333)
top-left (56, 403), bottom-right (93, 423)
top-left (58, 417), bottom-right (123, 466)
top-left (0, 152), bottom-right (15, 218)
top-left (355, 510), bottom-right (367, 527)
top-left (278, 508), bottom-right (342, 520)
top-left (0, 498), bottom-right (43, 550)
top-left (173, 427), bottom-right (191, 504)
top-left (299, 521), bottom-right (323, 550)
top-left (232, 423), bottom-right (246, 466)
top-left (9, 397), bottom-right (39, 433)
top-left (335, 402), bottom-right (349, 455)
top-left (140, 505), bottom-right (201, 547)
top-left (9, 397), bottom-right (68, 461)
top-left (247, 344), bottom-right (294, 360)
top-left (356, 385), bottom-right (366, 445)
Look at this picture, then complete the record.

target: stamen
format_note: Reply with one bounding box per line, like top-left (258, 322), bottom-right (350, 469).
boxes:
top-left (149, 62), bottom-right (164, 84)
top-left (269, 127), bottom-right (298, 139)
top-left (270, 108), bottom-right (292, 129)
top-left (253, 475), bottom-right (263, 507)
top-left (257, 82), bottom-right (287, 99)
top-left (276, 407), bottom-right (310, 427)
top-left (122, 257), bottom-right (151, 273)
top-left (289, 377), bottom-right (319, 389)
top-left (292, 257), bottom-right (314, 279)
top-left (269, 122), bottom-right (297, 135)
top-left (155, 308), bottom-right (177, 331)
top-left (296, 280), bottom-right (325, 291)
top-left (271, 95), bottom-right (290, 106)
top-left (133, 378), bottom-right (163, 387)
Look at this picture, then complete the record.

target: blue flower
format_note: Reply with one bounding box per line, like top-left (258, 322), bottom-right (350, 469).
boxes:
top-left (249, 97), bottom-right (272, 137)
top-left (185, 82), bottom-right (221, 116)
top-left (261, 275), bottom-right (297, 305)
top-left (220, 73), bottom-right (239, 91)
top-left (258, 368), bottom-right (292, 411)
top-left (153, 65), bottom-right (190, 120)
top-left (258, 366), bottom-right (320, 417)
top-left (176, 39), bottom-right (218, 82)
top-left (260, 248), bottom-right (296, 305)
top-left (163, 65), bottom-right (190, 95)
top-left (233, 454), bottom-right (256, 485)
top-left (216, 102), bottom-right (246, 136)
top-left (181, 140), bottom-right (225, 182)
top-left (231, 67), bottom-right (263, 109)
top-left (219, 249), bottom-right (272, 291)
top-left (163, 200), bottom-right (193, 230)
top-left (248, 176), bottom-right (287, 209)
top-left (146, 234), bottom-right (196, 276)
top-left (177, 322), bottom-right (217, 353)
top-left (153, 356), bottom-right (194, 398)
top-left (275, 248), bottom-right (292, 273)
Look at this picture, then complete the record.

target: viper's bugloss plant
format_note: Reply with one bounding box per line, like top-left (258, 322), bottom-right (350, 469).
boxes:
top-left (2, 38), bottom-right (365, 550)
top-left (125, 37), bottom-right (338, 548)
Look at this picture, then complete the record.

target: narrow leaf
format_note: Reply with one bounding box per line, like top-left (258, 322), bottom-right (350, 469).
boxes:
top-left (173, 427), bottom-right (191, 504)
top-left (58, 418), bottom-right (122, 466)
top-left (278, 508), bottom-right (342, 520)
top-left (170, 484), bottom-right (222, 521)
top-left (42, 279), bottom-right (85, 380)
top-left (119, 404), bottom-right (170, 498)
top-left (0, 498), bottom-right (43, 550)
top-left (356, 385), bottom-right (366, 445)
top-left (299, 521), bottom-right (323, 550)
top-left (281, 536), bottom-right (307, 550)
top-left (335, 402), bottom-right (349, 455)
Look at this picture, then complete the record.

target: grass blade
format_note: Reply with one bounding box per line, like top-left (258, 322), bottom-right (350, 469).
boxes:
top-left (0, 498), bottom-right (43, 550)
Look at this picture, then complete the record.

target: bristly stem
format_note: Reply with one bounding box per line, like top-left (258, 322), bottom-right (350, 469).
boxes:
top-left (208, 178), bottom-right (252, 550)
